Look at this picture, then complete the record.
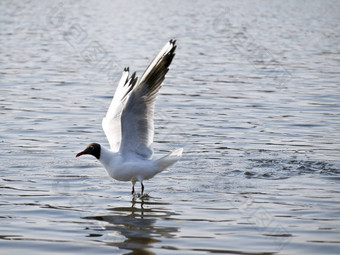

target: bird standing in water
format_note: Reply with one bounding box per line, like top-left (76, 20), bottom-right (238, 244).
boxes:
top-left (76, 40), bottom-right (182, 195)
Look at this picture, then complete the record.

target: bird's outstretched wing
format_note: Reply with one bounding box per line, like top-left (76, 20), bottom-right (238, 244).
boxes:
top-left (119, 40), bottom-right (177, 158)
top-left (102, 67), bottom-right (138, 151)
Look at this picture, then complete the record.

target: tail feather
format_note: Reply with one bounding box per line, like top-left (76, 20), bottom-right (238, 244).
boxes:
top-left (156, 148), bottom-right (183, 172)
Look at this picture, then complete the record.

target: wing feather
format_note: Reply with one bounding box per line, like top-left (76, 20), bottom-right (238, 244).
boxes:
top-left (102, 68), bottom-right (138, 151)
top-left (119, 40), bottom-right (177, 158)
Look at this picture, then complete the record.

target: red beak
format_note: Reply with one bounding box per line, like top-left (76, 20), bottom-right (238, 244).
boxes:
top-left (76, 151), bottom-right (85, 157)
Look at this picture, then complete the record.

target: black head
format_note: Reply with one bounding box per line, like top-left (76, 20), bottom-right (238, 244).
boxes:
top-left (76, 143), bottom-right (101, 159)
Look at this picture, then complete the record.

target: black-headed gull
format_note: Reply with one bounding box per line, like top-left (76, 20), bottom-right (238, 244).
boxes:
top-left (76, 40), bottom-right (182, 195)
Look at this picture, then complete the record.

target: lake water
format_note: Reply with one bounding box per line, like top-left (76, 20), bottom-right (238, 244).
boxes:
top-left (1, 0), bottom-right (340, 254)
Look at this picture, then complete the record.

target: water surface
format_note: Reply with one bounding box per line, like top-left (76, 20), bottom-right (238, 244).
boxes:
top-left (1, 0), bottom-right (340, 254)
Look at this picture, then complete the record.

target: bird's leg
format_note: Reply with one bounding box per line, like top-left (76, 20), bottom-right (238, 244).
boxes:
top-left (131, 183), bottom-right (135, 195)
top-left (141, 182), bottom-right (144, 195)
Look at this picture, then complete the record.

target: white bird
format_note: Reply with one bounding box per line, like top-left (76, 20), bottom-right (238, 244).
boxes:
top-left (76, 40), bottom-right (182, 195)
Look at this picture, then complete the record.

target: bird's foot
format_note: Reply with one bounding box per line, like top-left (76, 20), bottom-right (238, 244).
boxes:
top-left (132, 193), bottom-right (150, 199)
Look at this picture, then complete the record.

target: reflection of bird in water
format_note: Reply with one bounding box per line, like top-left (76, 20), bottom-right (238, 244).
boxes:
top-left (84, 197), bottom-right (179, 254)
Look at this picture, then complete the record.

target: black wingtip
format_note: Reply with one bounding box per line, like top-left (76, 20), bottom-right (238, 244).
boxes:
top-left (130, 71), bottom-right (137, 80)
top-left (169, 39), bottom-right (177, 46)
top-left (169, 40), bottom-right (177, 58)
top-left (124, 67), bottom-right (129, 72)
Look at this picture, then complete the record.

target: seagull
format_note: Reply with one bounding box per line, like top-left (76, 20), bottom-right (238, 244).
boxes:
top-left (76, 40), bottom-right (183, 195)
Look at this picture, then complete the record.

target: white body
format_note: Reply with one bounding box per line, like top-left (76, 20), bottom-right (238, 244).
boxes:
top-left (99, 146), bottom-right (183, 183)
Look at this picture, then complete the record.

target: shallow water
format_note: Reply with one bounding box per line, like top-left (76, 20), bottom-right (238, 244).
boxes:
top-left (1, 0), bottom-right (340, 254)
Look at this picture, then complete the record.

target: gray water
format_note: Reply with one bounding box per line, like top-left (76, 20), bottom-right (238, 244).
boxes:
top-left (1, 0), bottom-right (340, 254)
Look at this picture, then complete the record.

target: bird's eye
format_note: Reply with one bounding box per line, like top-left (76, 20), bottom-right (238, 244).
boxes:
top-left (90, 146), bottom-right (94, 150)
